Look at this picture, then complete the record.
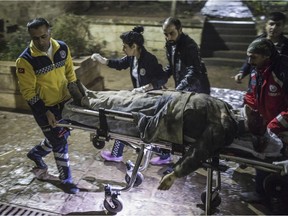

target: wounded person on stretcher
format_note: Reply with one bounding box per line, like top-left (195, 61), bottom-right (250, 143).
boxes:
top-left (66, 80), bottom-right (287, 191)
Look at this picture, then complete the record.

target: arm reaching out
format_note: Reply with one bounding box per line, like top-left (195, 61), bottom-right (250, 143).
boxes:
top-left (91, 53), bottom-right (108, 65)
top-left (157, 171), bottom-right (177, 190)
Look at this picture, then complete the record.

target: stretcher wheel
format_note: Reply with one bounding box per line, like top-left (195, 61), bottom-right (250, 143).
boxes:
top-left (263, 174), bottom-right (288, 198)
top-left (103, 198), bottom-right (123, 214)
top-left (125, 172), bottom-right (144, 187)
top-left (92, 139), bottom-right (105, 149)
top-left (201, 191), bottom-right (221, 208)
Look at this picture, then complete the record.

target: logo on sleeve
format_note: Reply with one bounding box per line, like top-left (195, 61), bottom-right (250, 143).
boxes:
top-left (269, 84), bottom-right (277, 92)
top-left (139, 68), bottom-right (146, 76)
top-left (268, 84), bottom-right (280, 96)
top-left (18, 68), bottom-right (25, 73)
top-left (60, 50), bottom-right (67, 59)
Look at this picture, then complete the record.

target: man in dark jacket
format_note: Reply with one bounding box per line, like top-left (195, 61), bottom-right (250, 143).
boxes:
top-left (162, 17), bottom-right (211, 94)
top-left (150, 17), bottom-right (211, 165)
top-left (235, 12), bottom-right (288, 84)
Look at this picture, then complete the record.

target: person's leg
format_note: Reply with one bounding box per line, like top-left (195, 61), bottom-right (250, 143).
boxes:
top-left (27, 110), bottom-right (53, 174)
top-left (27, 138), bottom-right (51, 169)
top-left (47, 125), bottom-right (79, 194)
top-left (100, 139), bottom-right (124, 162)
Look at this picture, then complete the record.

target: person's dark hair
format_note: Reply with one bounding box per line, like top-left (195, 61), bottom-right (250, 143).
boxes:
top-left (27, 18), bottom-right (51, 32)
top-left (267, 12), bottom-right (286, 23)
top-left (163, 17), bottom-right (182, 30)
top-left (120, 26), bottom-right (144, 47)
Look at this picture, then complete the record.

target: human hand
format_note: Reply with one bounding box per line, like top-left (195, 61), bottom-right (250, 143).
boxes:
top-left (132, 86), bottom-right (145, 94)
top-left (157, 171), bottom-right (177, 190)
top-left (234, 73), bottom-right (242, 83)
top-left (91, 53), bottom-right (108, 65)
top-left (273, 160), bottom-right (288, 175)
top-left (46, 110), bottom-right (57, 128)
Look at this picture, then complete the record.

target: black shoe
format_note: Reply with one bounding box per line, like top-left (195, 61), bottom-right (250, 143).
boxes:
top-left (61, 182), bottom-right (80, 194)
top-left (239, 191), bottom-right (264, 203)
top-left (27, 152), bottom-right (48, 169)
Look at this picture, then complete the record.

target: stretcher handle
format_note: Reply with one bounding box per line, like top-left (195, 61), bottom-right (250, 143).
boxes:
top-left (68, 106), bottom-right (134, 122)
top-left (219, 154), bottom-right (284, 174)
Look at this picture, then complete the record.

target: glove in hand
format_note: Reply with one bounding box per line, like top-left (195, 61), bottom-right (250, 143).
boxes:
top-left (132, 87), bottom-right (145, 94)
top-left (91, 53), bottom-right (107, 65)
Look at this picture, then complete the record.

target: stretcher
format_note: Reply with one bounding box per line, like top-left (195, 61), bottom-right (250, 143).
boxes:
top-left (58, 86), bottom-right (288, 215)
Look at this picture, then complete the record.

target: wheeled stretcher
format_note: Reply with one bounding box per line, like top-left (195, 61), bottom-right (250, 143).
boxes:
top-left (58, 85), bottom-right (288, 215)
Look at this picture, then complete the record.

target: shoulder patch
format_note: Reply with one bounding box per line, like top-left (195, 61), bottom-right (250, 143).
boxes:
top-left (18, 68), bottom-right (25, 73)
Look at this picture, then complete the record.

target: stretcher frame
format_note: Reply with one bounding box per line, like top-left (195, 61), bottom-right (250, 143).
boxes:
top-left (58, 103), bottom-right (287, 215)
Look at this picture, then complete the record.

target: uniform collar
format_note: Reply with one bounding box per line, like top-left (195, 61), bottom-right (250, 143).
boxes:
top-left (29, 38), bottom-right (60, 57)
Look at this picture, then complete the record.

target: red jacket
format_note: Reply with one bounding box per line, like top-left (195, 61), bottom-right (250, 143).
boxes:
top-left (244, 54), bottom-right (288, 135)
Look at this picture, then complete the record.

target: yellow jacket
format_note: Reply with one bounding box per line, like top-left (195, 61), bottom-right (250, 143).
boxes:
top-left (16, 38), bottom-right (77, 107)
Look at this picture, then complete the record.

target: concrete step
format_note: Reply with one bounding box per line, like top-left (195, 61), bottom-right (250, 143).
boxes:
top-left (203, 34), bottom-right (255, 43)
top-left (203, 57), bottom-right (243, 68)
top-left (204, 27), bottom-right (257, 35)
top-left (219, 34), bottom-right (255, 43)
top-left (212, 50), bottom-right (247, 59)
top-left (203, 41), bottom-right (249, 51)
top-left (207, 20), bottom-right (256, 29)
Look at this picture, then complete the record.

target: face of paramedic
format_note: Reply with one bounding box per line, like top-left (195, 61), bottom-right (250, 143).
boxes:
top-left (163, 23), bottom-right (182, 44)
top-left (265, 19), bottom-right (285, 39)
top-left (29, 24), bottom-right (51, 52)
top-left (122, 43), bottom-right (138, 57)
top-left (246, 52), bottom-right (269, 68)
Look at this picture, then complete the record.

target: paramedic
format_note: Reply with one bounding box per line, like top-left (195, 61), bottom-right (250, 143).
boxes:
top-left (237, 38), bottom-right (288, 207)
top-left (16, 18), bottom-right (79, 194)
top-left (91, 26), bottom-right (169, 164)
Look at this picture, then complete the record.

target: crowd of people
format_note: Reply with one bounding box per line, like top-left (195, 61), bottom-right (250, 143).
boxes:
top-left (15, 11), bottom-right (288, 213)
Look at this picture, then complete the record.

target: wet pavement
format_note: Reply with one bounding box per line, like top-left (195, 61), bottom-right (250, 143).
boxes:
top-left (0, 70), bottom-right (283, 216)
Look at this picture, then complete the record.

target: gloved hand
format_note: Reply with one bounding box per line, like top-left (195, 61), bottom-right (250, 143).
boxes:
top-left (273, 160), bottom-right (288, 175)
top-left (234, 73), bottom-right (243, 83)
top-left (91, 53), bottom-right (108, 65)
top-left (157, 171), bottom-right (177, 190)
top-left (132, 86), bottom-right (145, 94)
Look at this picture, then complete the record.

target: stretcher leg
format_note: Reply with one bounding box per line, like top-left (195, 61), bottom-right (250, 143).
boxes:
top-left (103, 144), bottom-right (145, 214)
top-left (201, 157), bottom-right (225, 215)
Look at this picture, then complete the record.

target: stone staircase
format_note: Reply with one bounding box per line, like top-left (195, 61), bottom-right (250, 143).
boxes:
top-left (201, 19), bottom-right (256, 68)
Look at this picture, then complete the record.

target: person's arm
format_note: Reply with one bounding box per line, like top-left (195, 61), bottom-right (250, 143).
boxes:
top-left (147, 55), bottom-right (168, 90)
top-left (175, 43), bottom-right (202, 91)
top-left (65, 45), bottom-right (77, 83)
top-left (235, 59), bottom-right (251, 83)
top-left (16, 58), bottom-right (47, 116)
top-left (91, 53), bottom-right (130, 70)
top-left (157, 144), bottom-right (208, 190)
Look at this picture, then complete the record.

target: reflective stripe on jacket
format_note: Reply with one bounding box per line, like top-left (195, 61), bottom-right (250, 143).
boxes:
top-left (16, 38), bottom-right (77, 107)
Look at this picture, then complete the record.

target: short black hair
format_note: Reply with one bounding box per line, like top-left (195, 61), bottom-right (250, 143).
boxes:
top-left (267, 12), bottom-right (286, 23)
top-left (27, 18), bottom-right (51, 31)
top-left (163, 17), bottom-right (182, 30)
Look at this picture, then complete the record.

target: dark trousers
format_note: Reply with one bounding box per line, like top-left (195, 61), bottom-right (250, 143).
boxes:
top-left (29, 101), bottom-right (72, 183)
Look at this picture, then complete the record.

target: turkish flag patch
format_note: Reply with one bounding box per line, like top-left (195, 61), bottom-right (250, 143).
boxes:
top-left (18, 68), bottom-right (25, 73)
